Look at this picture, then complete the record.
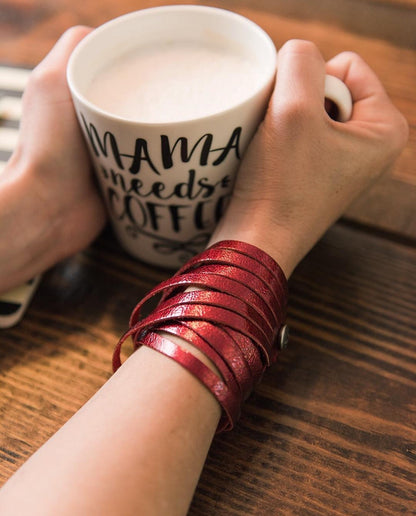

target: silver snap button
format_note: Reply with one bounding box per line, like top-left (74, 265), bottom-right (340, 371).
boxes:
top-left (278, 325), bottom-right (289, 350)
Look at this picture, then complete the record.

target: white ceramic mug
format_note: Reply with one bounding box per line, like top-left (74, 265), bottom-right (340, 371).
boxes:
top-left (67, 6), bottom-right (352, 269)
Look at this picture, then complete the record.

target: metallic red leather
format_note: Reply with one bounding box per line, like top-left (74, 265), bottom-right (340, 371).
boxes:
top-left (113, 240), bottom-right (289, 432)
top-left (142, 332), bottom-right (240, 432)
top-left (208, 240), bottom-right (288, 296)
top-left (129, 269), bottom-right (279, 329)
top-left (157, 322), bottom-right (242, 399)
top-left (161, 264), bottom-right (281, 326)
top-left (156, 290), bottom-right (274, 342)
top-left (178, 320), bottom-right (254, 398)
top-left (128, 304), bottom-right (273, 364)
top-left (177, 250), bottom-right (285, 316)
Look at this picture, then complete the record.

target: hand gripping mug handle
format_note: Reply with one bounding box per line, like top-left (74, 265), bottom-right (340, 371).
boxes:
top-left (324, 75), bottom-right (353, 122)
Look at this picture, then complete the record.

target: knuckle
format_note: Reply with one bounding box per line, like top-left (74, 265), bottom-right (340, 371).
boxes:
top-left (28, 63), bottom-right (60, 90)
top-left (381, 110), bottom-right (409, 156)
top-left (395, 112), bottom-right (410, 148)
top-left (280, 39), bottom-right (321, 59)
top-left (336, 50), bottom-right (361, 63)
top-left (264, 99), bottom-right (317, 140)
top-left (278, 98), bottom-right (317, 127)
top-left (61, 25), bottom-right (91, 43)
top-left (373, 111), bottom-right (409, 165)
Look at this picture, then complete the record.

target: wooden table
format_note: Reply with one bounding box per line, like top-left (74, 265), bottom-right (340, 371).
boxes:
top-left (1, 1), bottom-right (415, 513)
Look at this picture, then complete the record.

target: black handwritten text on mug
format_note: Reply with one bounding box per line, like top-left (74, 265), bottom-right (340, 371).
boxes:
top-left (80, 114), bottom-right (241, 236)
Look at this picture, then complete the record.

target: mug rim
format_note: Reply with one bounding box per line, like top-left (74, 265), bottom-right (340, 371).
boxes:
top-left (66, 5), bottom-right (277, 127)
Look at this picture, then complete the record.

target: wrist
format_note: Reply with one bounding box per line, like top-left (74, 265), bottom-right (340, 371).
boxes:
top-left (209, 199), bottom-right (301, 278)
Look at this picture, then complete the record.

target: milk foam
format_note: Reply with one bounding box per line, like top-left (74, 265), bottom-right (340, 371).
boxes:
top-left (86, 41), bottom-right (263, 123)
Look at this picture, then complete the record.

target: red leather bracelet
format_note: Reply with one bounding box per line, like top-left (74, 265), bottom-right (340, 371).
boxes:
top-left (113, 240), bottom-right (289, 432)
top-left (209, 240), bottom-right (288, 297)
top-left (158, 264), bottom-right (280, 328)
top-left (178, 249), bottom-right (286, 317)
top-left (222, 326), bottom-right (264, 396)
top-left (128, 303), bottom-right (273, 365)
top-left (129, 269), bottom-right (279, 330)
top-left (155, 322), bottom-right (243, 400)
top-left (180, 320), bottom-right (255, 398)
top-left (155, 290), bottom-right (274, 343)
top-left (141, 331), bottom-right (240, 432)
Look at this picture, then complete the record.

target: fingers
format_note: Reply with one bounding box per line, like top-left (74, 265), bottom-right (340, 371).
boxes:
top-left (271, 40), bottom-right (326, 117)
top-left (326, 51), bottom-right (408, 148)
top-left (325, 51), bottom-right (393, 124)
top-left (326, 52), bottom-right (386, 103)
top-left (19, 26), bottom-right (94, 155)
top-left (39, 26), bottom-right (93, 72)
top-left (26, 26), bottom-right (92, 105)
top-left (30, 26), bottom-right (92, 81)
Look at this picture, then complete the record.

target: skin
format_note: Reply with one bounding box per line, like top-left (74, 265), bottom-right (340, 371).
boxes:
top-left (0, 27), bottom-right (408, 516)
top-left (0, 27), bottom-right (106, 294)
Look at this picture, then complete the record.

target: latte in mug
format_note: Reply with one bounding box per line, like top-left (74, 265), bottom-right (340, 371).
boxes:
top-left (86, 41), bottom-right (265, 123)
top-left (68, 6), bottom-right (278, 269)
top-left (67, 6), bottom-right (351, 269)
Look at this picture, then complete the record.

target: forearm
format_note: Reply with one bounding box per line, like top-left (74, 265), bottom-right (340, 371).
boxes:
top-left (0, 224), bottom-right (296, 516)
top-left (0, 346), bottom-right (221, 516)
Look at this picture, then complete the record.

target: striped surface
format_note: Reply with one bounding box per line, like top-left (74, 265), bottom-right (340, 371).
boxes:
top-left (0, 222), bottom-right (415, 513)
top-left (0, 65), bottom-right (40, 328)
top-left (0, 66), bottom-right (29, 170)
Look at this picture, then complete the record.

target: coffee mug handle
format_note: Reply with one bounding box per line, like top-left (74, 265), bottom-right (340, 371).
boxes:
top-left (324, 75), bottom-right (353, 122)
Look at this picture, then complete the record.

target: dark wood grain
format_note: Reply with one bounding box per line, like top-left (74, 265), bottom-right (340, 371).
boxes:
top-left (1, 0), bottom-right (416, 513)
top-left (1, 223), bottom-right (415, 514)
top-left (189, 222), bottom-right (416, 515)
top-left (0, 229), bottom-right (169, 481)
top-left (221, 0), bottom-right (416, 48)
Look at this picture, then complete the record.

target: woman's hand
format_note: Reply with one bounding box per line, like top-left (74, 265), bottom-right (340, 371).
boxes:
top-left (211, 40), bottom-right (409, 277)
top-left (0, 27), bottom-right (106, 293)
top-left (0, 34), bottom-right (409, 516)
top-left (1, 36), bottom-right (408, 292)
